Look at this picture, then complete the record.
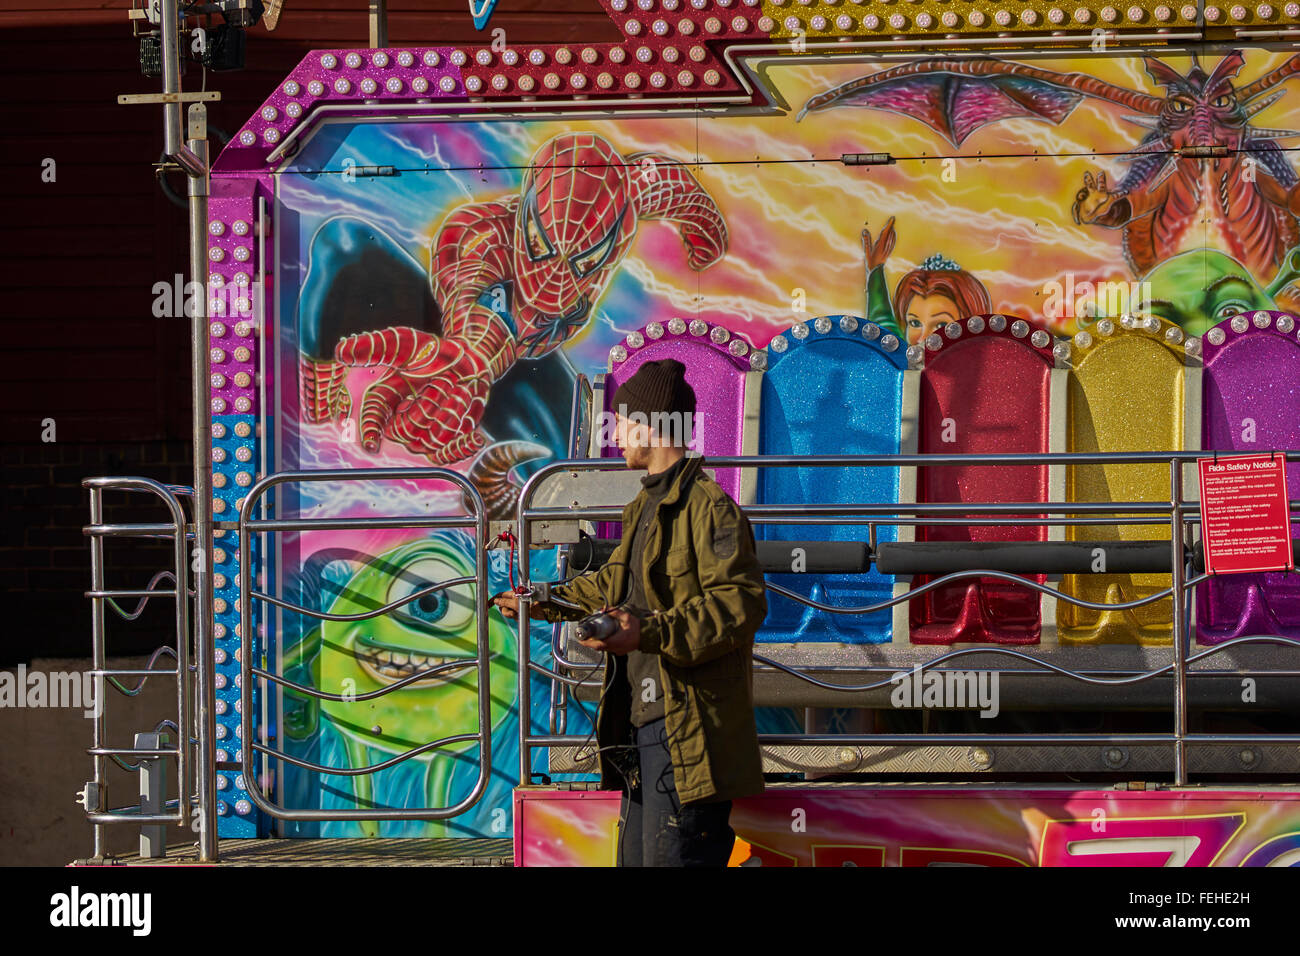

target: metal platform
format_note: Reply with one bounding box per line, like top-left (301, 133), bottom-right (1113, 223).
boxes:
top-left (548, 742), bottom-right (1300, 776)
top-left (72, 838), bottom-right (514, 867)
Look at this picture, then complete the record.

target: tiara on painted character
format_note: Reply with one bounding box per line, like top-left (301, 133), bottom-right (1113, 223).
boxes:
top-left (920, 253), bottom-right (962, 272)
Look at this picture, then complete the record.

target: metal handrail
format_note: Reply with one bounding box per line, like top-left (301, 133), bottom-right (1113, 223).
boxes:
top-left (236, 467), bottom-right (494, 823)
top-left (766, 570), bottom-right (1212, 614)
top-left (514, 450), bottom-right (1300, 788)
top-left (550, 373), bottom-right (595, 734)
top-left (80, 476), bottom-right (194, 858)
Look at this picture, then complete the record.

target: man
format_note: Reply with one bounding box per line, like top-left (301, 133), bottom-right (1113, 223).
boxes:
top-left (493, 357), bottom-right (768, 867)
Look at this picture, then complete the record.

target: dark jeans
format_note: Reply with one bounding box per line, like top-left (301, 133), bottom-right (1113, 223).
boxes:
top-left (616, 716), bottom-right (735, 867)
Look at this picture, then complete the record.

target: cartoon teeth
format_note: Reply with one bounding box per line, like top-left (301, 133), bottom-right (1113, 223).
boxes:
top-left (356, 645), bottom-right (472, 683)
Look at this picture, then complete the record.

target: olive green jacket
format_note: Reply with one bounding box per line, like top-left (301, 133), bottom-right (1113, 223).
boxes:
top-left (540, 453), bottom-right (768, 804)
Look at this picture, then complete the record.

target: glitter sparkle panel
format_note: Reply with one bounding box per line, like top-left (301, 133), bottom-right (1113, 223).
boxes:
top-left (210, 413), bottom-right (263, 835)
top-left (913, 322), bottom-right (1055, 645)
top-left (1199, 310), bottom-right (1300, 645)
top-left (1061, 330), bottom-right (1186, 644)
top-left (759, 317), bottom-right (906, 644)
top-left (602, 319), bottom-right (757, 502)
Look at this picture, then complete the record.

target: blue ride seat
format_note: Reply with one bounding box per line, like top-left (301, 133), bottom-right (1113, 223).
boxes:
top-left (757, 315), bottom-right (912, 644)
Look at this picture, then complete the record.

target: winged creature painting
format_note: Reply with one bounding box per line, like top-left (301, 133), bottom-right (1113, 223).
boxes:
top-left (800, 53), bottom-right (1300, 296)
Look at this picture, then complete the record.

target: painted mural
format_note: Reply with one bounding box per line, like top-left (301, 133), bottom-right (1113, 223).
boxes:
top-left (269, 50), bottom-right (1300, 835)
top-left (515, 788), bottom-right (1300, 867)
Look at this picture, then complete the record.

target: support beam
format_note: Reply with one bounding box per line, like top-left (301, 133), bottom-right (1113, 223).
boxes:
top-left (369, 0), bottom-right (387, 49)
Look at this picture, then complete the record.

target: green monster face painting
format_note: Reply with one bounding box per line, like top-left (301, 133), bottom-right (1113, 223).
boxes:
top-left (1140, 250), bottom-right (1276, 337)
top-left (285, 536), bottom-right (516, 836)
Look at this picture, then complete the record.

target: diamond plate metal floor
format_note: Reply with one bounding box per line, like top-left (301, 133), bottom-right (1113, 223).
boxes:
top-left (75, 837), bottom-right (514, 866)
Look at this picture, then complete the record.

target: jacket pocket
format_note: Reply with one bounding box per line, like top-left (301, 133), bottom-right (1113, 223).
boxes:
top-left (651, 545), bottom-right (698, 608)
top-left (663, 546), bottom-right (694, 577)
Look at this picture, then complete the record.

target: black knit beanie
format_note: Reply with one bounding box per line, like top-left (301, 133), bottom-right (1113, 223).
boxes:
top-left (611, 358), bottom-right (696, 421)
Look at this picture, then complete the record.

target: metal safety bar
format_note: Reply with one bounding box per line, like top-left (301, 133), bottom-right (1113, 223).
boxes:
top-left (515, 451), bottom-right (1300, 788)
top-left (81, 477), bottom-right (195, 857)
top-left (549, 375), bottom-right (594, 738)
top-left (235, 468), bottom-right (494, 822)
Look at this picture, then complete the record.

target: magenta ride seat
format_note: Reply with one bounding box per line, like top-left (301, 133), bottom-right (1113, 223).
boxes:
top-left (1198, 310), bottom-right (1300, 645)
top-left (911, 314), bottom-right (1056, 644)
top-left (597, 318), bottom-right (762, 541)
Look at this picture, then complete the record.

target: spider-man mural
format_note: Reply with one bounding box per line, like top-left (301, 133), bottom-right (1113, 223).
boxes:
top-left (297, 132), bottom-right (728, 508)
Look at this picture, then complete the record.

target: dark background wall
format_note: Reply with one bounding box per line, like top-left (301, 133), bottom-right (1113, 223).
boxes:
top-left (0, 1), bottom-right (619, 666)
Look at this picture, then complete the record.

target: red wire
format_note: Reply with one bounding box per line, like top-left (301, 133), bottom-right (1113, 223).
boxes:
top-left (497, 528), bottom-right (528, 594)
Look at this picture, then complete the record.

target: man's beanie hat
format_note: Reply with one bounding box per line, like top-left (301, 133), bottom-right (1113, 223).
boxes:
top-left (611, 358), bottom-right (696, 420)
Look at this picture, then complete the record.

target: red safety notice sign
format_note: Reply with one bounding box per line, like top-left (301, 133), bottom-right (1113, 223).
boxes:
top-left (1197, 453), bottom-right (1295, 575)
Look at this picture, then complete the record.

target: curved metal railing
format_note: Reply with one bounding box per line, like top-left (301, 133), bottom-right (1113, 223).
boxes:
top-left (235, 468), bottom-right (493, 823)
top-left (81, 477), bottom-right (194, 856)
top-left (515, 450), bottom-right (1300, 787)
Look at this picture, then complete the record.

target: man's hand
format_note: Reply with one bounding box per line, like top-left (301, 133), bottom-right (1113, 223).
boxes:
top-left (577, 607), bottom-right (642, 656)
top-left (491, 590), bottom-right (550, 621)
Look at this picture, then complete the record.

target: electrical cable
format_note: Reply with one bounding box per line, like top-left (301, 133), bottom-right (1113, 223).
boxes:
top-left (570, 528), bottom-right (597, 577)
top-left (495, 526), bottom-right (643, 860)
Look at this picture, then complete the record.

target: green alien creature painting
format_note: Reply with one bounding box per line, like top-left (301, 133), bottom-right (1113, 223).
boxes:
top-left (1139, 248), bottom-right (1297, 336)
top-left (280, 534), bottom-right (530, 837)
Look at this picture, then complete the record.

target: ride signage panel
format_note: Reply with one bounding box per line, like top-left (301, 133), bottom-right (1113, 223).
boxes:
top-left (1197, 453), bottom-right (1294, 575)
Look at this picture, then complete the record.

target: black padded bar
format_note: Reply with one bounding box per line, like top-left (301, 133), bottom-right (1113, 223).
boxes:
top-left (756, 540), bottom-right (870, 574)
top-left (569, 536), bottom-right (1300, 577)
top-left (875, 540), bottom-right (1181, 575)
top-left (566, 537), bottom-right (870, 574)
top-left (1191, 540), bottom-right (1300, 574)
top-left (565, 536), bottom-right (616, 571)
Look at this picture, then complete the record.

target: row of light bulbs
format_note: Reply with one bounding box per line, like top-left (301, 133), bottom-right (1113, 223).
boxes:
top-left (604, 310), bottom-right (1300, 374)
top-left (769, 2), bottom-right (1293, 29)
top-left (1206, 310), bottom-right (1299, 346)
top-left (609, 316), bottom-right (769, 368)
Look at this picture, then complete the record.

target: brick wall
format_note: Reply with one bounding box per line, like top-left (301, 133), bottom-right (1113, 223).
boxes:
top-left (4, 440), bottom-right (193, 665)
top-left (0, 2), bottom-right (619, 666)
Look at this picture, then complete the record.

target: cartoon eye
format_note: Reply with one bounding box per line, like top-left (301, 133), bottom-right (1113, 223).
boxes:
top-left (569, 210), bottom-right (623, 279)
top-left (522, 201), bottom-right (557, 262)
top-left (1212, 94), bottom-right (1235, 109)
top-left (1214, 300), bottom-right (1249, 321)
top-left (407, 590), bottom-right (446, 623)
top-left (1170, 99), bottom-right (1191, 113)
top-left (386, 556), bottom-right (474, 633)
top-left (908, 318), bottom-right (923, 328)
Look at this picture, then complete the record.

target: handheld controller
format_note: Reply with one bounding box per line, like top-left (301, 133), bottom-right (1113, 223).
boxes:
top-left (573, 612), bottom-right (620, 642)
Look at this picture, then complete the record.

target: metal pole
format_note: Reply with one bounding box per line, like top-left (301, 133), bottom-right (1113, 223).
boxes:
top-left (519, 535), bottom-right (533, 787)
top-left (1170, 459), bottom-right (1188, 786)
top-left (137, 732), bottom-right (166, 858)
top-left (186, 102), bottom-right (218, 861)
top-left (88, 487), bottom-right (106, 860)
top-left (473, 486), bottom-right (493, 821)
top-left (160, 0), bottom-right (204, 176)
top-left (369, 0), bottom-right (388, 49)
top-left (170, 477), bottom-right (191, 844)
